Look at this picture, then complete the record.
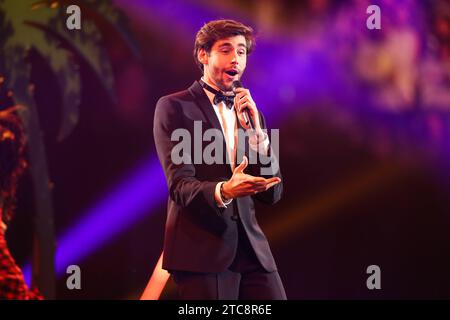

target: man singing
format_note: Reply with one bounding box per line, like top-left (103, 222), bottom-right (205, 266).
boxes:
top-left (153, 19), bottom-right (285, 299)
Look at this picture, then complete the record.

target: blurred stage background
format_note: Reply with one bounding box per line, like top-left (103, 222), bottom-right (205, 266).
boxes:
top-left (1, 0), bottom-right (450, 299)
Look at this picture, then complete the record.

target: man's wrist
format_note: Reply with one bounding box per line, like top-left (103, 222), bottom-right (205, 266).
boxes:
top-left (255, 129), bottom-right (266, 143)
top-left (248, 130), bottom-right (270, 156)
top-left (214, 182), bottom-right (232, 208)
top-left (221, 181), bottom-right (232, 201)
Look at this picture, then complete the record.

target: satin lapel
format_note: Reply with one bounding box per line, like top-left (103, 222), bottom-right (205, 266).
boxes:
top-left (188, 81), bottom-right (231, 169)
top-left (188, 81), bottom-right (222, 131)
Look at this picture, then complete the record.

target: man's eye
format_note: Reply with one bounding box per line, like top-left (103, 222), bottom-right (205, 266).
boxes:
top-left (238, 51), bottom-right (246, 55)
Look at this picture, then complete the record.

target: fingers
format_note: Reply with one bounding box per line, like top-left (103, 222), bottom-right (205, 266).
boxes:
top-left (235, 92), bottom-right (250, 102)
top-left (234, 94), bottom-right (248, 110)
top-left (234, 87), bottom-right (249, 96)
top-left (244, 176), bottom-right (281, 190)
top-left (237, 99), bottom-right (253, 113)
top-left (246, 181), bottom-right (279, 196)
top-left (250, 177), bottom-right (281, 194)
top-left (246, 177), bottom-right (267, 185)
top-left (265, 181), bottom-right (280, 190)
top-left (242, 175), bottom-right (280, 186)
top-left (234, 90), bottom-right (253, 107)
top-left (234, 156), bottom-right (248, 173)
top-left (265, 177), bottom-right (281, 184)
top-left (233, 176), bottom-right (281, 198)
top-left (235, 93), bottom-right (252, 103)
top-left (236, 110), bottom-right (251, 130)
top-left (250, 183), bottom-right (279, 196)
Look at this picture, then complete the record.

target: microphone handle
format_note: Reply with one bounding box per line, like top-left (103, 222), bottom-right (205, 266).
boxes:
top-left (242, 109), bottom-right (255, 130)
top-left (232, 81), bottom-right (255, 130)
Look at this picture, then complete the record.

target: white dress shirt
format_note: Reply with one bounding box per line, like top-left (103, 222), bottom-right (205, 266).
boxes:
top-left (200, 78), bottom-right (269, 208)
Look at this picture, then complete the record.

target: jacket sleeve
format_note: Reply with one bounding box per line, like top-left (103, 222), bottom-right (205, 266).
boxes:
top-left (153, 96), bottom-right (224, 215)
top-left (248, 111), bottom-right (283, 205)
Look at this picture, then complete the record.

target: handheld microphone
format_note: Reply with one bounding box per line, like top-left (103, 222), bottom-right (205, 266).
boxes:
top-left (232, 80), bottom-right (255, 130)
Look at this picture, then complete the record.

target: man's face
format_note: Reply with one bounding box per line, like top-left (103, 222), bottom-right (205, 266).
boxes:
top-left (199, 35), bottom-right (247, 92)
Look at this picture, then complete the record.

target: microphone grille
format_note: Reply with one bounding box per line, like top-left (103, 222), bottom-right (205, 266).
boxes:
top-left (232, 80), bottom-right (243, 91)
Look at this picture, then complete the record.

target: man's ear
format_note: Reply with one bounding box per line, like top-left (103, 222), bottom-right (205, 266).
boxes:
top-left (198, 48), bottom-right (208, 66)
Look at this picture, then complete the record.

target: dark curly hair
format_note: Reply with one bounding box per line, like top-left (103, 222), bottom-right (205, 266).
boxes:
top-left (193, 19), bottom-right (256, 72)
top-left (0, 107), bottom-right (27, 224)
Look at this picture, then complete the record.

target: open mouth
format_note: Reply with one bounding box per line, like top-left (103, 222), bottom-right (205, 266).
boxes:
top-left (225, 70), bottom-right (238, 77)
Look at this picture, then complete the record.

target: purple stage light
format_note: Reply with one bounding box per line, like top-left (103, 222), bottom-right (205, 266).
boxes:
top-left (23, 156), bottom-right (166, 281)
top-left (53, 157), bottom-right (166, 275)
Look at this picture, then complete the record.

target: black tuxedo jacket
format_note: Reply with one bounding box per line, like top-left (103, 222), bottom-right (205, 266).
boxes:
top-left (153, 80), bottom-right (283, 273)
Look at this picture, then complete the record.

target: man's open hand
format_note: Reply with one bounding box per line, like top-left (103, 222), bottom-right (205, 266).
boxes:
top-left (222, 156), bottom-right (281, 200)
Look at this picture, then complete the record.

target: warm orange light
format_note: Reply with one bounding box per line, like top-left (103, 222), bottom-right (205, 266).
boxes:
top-left (140, 251), bottom-right (170, 300)
top-left (1, 130), bottom-right (15, 141)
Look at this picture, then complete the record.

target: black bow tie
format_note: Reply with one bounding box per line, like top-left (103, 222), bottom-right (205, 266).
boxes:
top-left (213, 93), bottom-right (234, 109)
top-left (199, 79), bottom-right (234, 109)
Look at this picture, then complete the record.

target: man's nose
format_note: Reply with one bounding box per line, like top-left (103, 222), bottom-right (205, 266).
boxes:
top-left (231, 52), bottom-right (239, 65)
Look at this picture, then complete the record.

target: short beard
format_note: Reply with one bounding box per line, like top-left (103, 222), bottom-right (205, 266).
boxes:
top-left (216, 79), bottom-right (233, 93)
top-left (204, 70), bottom-right (233, 93)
